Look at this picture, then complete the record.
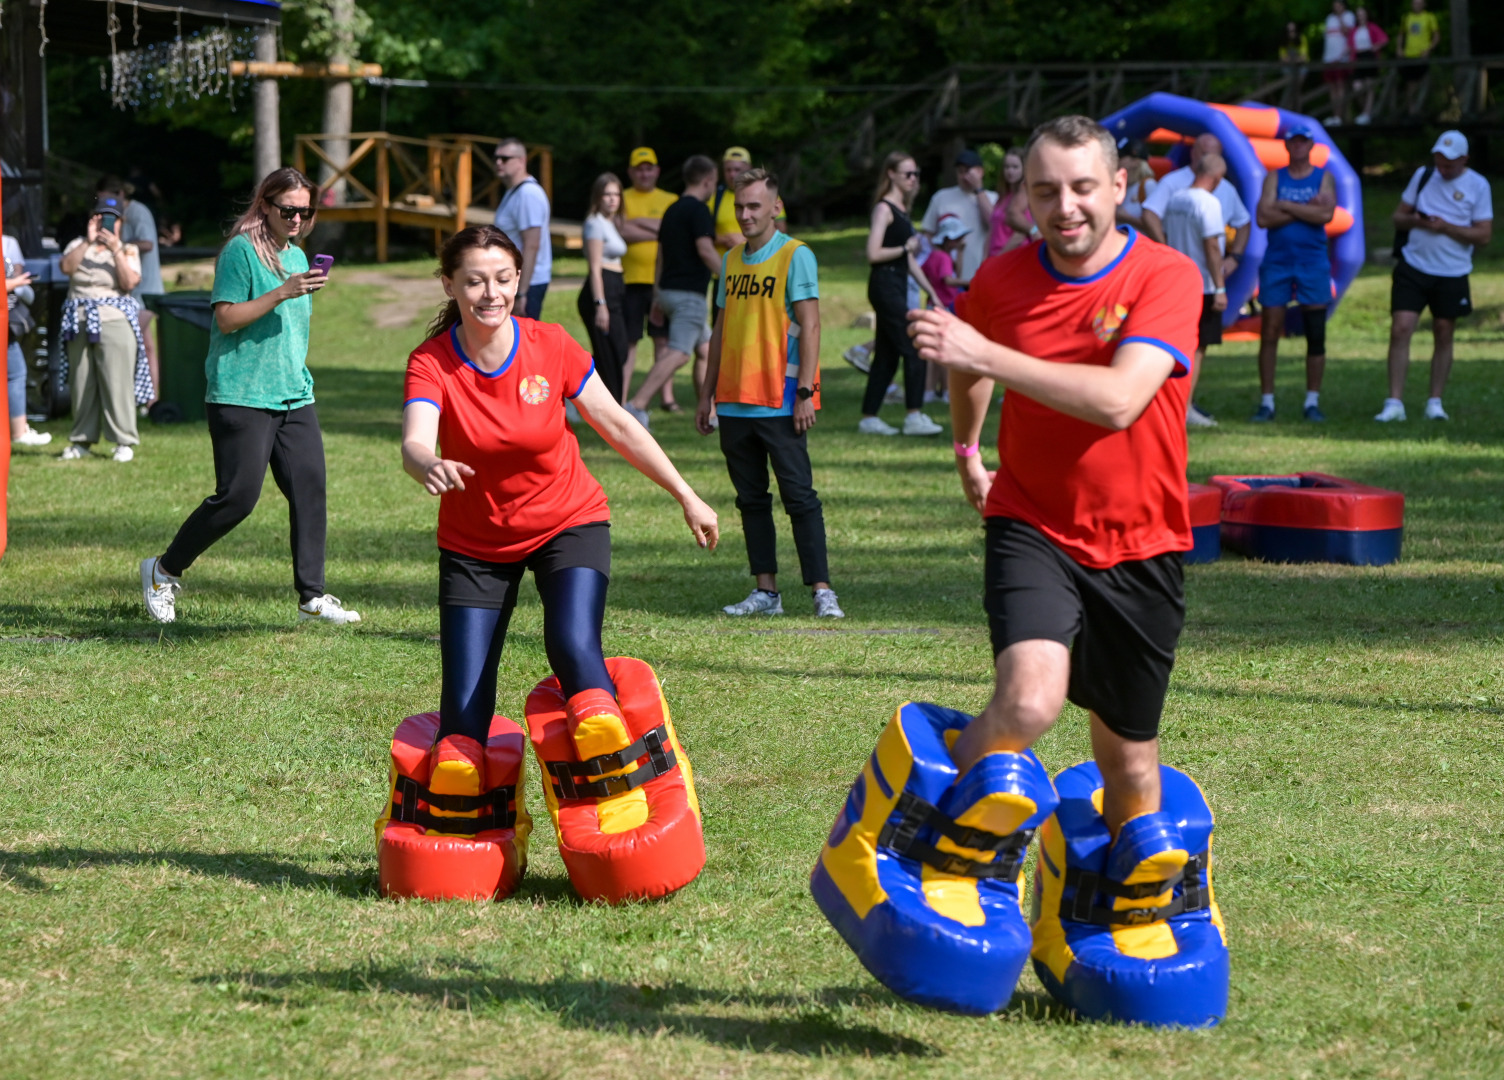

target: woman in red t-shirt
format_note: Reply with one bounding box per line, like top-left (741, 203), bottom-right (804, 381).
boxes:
top-left (402, 225), bottom-right (718, 799)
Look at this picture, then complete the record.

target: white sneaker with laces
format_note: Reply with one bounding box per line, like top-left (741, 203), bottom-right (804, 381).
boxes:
top-left (1186, 403), bottom-right (1218, 428)
top-left (858, 416), bottom-right (898, 436)
top-left (1424, 399), bottom-right (1449, 421)
top-left (884, 384), bottom-right (902, 404)
top-left (59, 443), bottom-right (90, 460)
top-left (299, 594), bottom-right (362, 625)
top-left (1374, 399), bottom-right (1407, 423)
top-left (12, 429), bottom-right (51, 447)
top-left (624, 403), bottom-right (651, 429)
top-left (112, 445), bottom-right (135, 463)
top-left (842, 344), bottom-right (872, 374)
top-left (812, 588), bottom-right (845, 618)
top-left (722, 589), bottom-right (783, 616)
top-left (140, 556), bottom-right (181, 624)
top-left (902, 412), bottom-right (943, 436)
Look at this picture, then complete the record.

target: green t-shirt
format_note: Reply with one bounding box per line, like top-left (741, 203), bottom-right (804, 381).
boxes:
top-left (206, 234), bottom-right (315, 409)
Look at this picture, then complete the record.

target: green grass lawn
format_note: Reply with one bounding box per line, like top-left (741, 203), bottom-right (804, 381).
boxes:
top-left (2, 226), bottom-right (1502, 1078)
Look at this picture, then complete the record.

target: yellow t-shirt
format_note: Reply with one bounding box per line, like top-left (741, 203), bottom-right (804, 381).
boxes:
top-left (621, 186), bottom-right (678, 285)
top-left (1402, 11), bottom-right (1438, 57)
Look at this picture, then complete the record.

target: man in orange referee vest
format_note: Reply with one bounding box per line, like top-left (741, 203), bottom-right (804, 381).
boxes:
top-left (696, 168), bottom-right (842, 618)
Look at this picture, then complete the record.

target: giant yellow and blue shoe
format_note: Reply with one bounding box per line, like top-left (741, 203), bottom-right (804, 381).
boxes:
top-left (1031, 761), bottom-right (1229, 1027)
top-left (810, 701), bottom-right (1058, 1015)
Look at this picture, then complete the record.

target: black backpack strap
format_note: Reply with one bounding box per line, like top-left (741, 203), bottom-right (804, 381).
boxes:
top-left (390, 774), bottom-right (519, 836)
top-left (877, 789), bottom-right (1034, 880)
top-left (543, 723), bottom-right (678, 800)
top-left (1062, 851), bottom-right (1211, 926)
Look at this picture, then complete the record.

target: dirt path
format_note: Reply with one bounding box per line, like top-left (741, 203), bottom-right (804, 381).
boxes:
top-left (343, 270), bottom-right (585, 328)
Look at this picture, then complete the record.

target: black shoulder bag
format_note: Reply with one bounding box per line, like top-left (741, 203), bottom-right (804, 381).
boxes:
top-left (1391, 166), bottom-right (1436, 261)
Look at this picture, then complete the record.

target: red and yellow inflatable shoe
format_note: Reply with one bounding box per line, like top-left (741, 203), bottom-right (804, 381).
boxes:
top-left (524, 657), bottom-right (704, 903)
top-left (375, 712), bottom-right (532, 901)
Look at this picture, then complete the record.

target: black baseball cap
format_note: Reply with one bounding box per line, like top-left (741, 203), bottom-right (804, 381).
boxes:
top-left (955, 148), bottom-right (984, 168)
top-left (93, 195), bottom-right (125, 215)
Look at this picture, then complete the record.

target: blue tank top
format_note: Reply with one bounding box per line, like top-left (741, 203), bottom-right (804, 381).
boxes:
top-left (1265, 166), bottom-right (1330, 263)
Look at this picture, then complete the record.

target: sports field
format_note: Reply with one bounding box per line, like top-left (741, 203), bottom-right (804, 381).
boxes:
top-left (1, 224), bottom-right (1500, 1078)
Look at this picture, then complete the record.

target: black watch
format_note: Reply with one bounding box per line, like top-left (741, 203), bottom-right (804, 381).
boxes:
top-left (796, 384), bottom-right (818, 401)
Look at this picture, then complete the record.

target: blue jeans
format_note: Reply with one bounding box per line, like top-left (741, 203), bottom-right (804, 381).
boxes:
top-left (521, 282), bottom-right (549, 320)
top-left (7, 341), bottom-right (24, 419)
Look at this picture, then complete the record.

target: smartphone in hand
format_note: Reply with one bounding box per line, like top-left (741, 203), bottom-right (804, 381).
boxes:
top-left (311, 254), bottom-right (335, 277)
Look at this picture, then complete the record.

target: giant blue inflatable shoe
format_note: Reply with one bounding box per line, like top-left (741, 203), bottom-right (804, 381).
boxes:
top-left (811, 702), bottom-right (1059, 1014)
top-left (1031, 761), bottom-right (1229, 1027)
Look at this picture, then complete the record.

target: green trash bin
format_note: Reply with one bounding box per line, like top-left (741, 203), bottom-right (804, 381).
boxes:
top-left (145, 291), bottom-right (212, 423)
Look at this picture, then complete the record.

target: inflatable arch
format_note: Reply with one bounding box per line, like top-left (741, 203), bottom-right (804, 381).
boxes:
top-left (1101, 92), bottom-right (1365, 330)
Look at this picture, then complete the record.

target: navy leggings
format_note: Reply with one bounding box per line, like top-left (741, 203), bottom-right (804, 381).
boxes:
top-left (436, 567), bottom-right (616, 746)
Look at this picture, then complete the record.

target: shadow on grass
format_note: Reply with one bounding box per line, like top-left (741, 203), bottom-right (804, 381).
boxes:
top-left (194, 964), bottom-right (945, 1055)
top-left (0, 846), bottom-right (378, 896)
top-left (1174, 681), bottom-right (1504, 718)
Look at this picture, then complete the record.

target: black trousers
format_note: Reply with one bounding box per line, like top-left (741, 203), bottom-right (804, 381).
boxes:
top-left (161, 403), bottom-right (327, 602)
top-left (576, 269), bottom-right (628, 402)
top-left (718, 414), bottom-right (830, 586)
top-left (862, 271), bottom-right (925, 414)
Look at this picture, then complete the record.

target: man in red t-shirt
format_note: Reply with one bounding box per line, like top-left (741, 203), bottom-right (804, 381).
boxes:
top-left (909, 115), bottom-right (1201, 837)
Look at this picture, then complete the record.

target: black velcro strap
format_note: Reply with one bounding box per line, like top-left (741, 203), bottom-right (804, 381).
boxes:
top-left (877, 789), bottom-right (1034, 880)
top-left (390, 774), bottom-right (518, 837)
top-left (1062, 851), bottom-right (1211, 926)
top-left (544, 723), bottom-right (677, 800)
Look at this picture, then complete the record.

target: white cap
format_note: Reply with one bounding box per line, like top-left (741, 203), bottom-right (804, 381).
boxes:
top-left (933, 213), bottom-right (971, 242)
top-left (1431, 131), bottom-right (1469, 159)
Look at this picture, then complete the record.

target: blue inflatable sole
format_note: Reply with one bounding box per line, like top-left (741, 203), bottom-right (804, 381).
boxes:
top-left (1031, 761), bottom-right (1229, 1028)
top-left (811, 701), bottom-right (1059, 1015)
top-left (1185, 522), bottom-right (1221, 565)
top-left (1221, 523), bottom-right (1402, 566)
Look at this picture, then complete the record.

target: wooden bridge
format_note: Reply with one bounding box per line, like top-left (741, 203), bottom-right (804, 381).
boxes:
top-left (293, 132), bottom-right (580, 262)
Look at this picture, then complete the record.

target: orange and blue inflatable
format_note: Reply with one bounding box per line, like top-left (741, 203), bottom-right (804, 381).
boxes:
top-left (525, 657), bottom-right (705, 903)
top-left (1186, 481), bottom-right (1223, 564)
top-left (1031, 761), bottom-right (1229, 1028)
top-left (376, 712), bottom-right (532, 901)
top-left (811, 702), bottom-right (1059, 1015)
top-left (1209, 472), bottom-right (1404, 566)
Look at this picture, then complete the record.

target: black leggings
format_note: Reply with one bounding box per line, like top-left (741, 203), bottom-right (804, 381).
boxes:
top-left (161, 402), bottom-right (327, 602)
top-left (577, 270), bottom-right (628, 402)
top-left (437, 567), bottom-right (616, 746)
top-left (862, 271), bottom-right (925, 414)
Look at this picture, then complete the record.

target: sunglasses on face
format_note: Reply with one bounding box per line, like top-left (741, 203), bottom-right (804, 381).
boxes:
top-left (494, 153), bottom-right (522, 163)
top-left (899, 170), bottom-right (920, 179)
top-left (270, 202), bottom-right (314, 222)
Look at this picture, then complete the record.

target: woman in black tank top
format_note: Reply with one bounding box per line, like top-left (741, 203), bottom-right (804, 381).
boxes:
top-left (862, 152), bottom-right (939, 435)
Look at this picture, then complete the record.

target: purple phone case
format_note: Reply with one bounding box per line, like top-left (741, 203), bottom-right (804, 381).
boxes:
top-left (312, 254), bottom-right (334, 275)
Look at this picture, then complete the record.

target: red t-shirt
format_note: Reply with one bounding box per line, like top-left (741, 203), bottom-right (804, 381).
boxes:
top-left (403, 318), bottom-right (608, 562)
top-left (956, 229), bottom-right (1201, 569)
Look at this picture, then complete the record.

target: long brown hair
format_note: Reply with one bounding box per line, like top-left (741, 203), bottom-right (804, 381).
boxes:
top-left (872, 150), bottom-right (916, 209)
top-left (425, 225), bottom-right (524, 340)
top-left (226, 167), bottom-right (319, 278)
top-left (586, 172), bottom-right (624, 221)
top-left (997, 147), bottom-right (1026, 197)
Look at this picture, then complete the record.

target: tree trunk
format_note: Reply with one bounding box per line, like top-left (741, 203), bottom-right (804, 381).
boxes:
top-left (253, 27), bottom-right (281, 184)
top-left (320, 0), bottom-right (356, 204)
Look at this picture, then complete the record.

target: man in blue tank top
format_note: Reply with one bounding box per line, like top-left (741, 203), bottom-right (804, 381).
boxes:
top-left (1253, 126), bottom-right (1337, 422)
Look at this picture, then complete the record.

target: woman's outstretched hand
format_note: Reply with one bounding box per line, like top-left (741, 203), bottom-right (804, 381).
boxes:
top-left (421, 458), bottom-right (474, 496)
top-left (681, 493), bottom-right (719, 550)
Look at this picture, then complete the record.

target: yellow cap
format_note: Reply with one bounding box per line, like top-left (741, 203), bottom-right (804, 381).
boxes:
top-left (629, 146), bottom-right (658, 167)
top-left (722, 146), bottom-right (752, 164)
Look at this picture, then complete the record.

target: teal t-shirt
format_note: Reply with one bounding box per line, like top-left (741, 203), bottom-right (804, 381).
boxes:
top-left (206, 234), bottom-right (315, 409)
top-left (715, 231), bottom-right (819, 418)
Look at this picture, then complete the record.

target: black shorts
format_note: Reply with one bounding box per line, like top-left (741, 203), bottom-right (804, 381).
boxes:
top-left (622, 283), bottom-right (668, 342)
top-left (1198, 293), bottom-right (1224, 349)
top-left (984, 517), bottom-right (1185, 742)
top-left (1391, 257), bottom-right (1472, 320)
top-left (439, 522), bottom-right (611, 608)
top-left (1401, 60), bottom-right (1428, 84)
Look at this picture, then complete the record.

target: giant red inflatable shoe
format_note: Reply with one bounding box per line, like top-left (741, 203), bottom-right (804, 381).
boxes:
top-left (376, 712), bottom-right (532, 901)
top-left (525, 657), bottom-right (704, 903)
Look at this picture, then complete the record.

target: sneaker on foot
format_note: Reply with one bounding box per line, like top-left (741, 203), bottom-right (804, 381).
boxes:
top-left (140, 556), bottom-right (181, 624)
top-left (59, 443), bottom-right (90, 460)
top-left (1374, 399), bottom-right (1407, 423)
top-left (624, 403), bottom-right (651, 429)
top-left (299, 594), bottom-right (361, 625)
top-left (1186, 402), bottom-right (1218, 428)
top-left (1356, 113), bottom-right (1371, 125)
top-left (1303, 404), bottom-right (1327, 423)
top-left (883, 384), bottom-right (902, 404)
top-left (842, 344), bottom-right (872, 374)
top-left (858, 416), bottom-right (898, 436)
top-left (1250, 404), bottom-right (1276, 423)
top-left (902, 412), bottom-right (943, 436)
top-left (112, 445), bottom-right (135, 463)
top-left (1424, 400), bottom-right (1449, 421)
top-left (722, 589), bottom-right (783, 616)
top-left (812, 588), bottom-right (845, 618)
top-left (12, 429), bottom-right (51, 447)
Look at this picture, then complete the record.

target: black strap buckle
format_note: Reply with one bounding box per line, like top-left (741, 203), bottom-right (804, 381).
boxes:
top-left (1062, 850), bottom-right (1211, 926)
top-left (390, 774), bottom-right (518, 837)
top-left (544, 723), bottom-right (678, 800)
top-left (877, 790), bottom-right (1034, 880)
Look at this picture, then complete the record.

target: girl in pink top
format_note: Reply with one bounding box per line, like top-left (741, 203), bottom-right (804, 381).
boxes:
top-left (988, 147), bottom-right (1033, 257)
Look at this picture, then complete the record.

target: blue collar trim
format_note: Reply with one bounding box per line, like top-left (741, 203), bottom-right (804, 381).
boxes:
top-left (452, 320), bottom-right (519, 378)
top-left (1037, 226), bottom-right (1137, 285)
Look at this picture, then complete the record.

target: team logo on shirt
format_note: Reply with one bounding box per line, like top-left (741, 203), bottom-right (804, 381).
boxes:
top-left (518, 374), bottom-right (551, 405)
top-left (1453, 189), bottom-right (1465, 201)
top-left (1092, 303), bottom-right (1129, 343)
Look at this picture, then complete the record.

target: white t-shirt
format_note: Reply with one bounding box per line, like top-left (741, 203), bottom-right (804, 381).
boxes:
top-left (1352, 24), bottom-right (1374, 53)
top-left (582, 213), bottom-right (628, 264)
top-left (1122, 176), bottom-right (1158, 221)
top-left (1400, 166), bottom-right (1494, 278)
top-left (1163, 187), bottom-right (1225, 293)
top-left (1143, 166), bottom-right (1250, 232)
top-left (493, 176), bottom-right (552, 286)
top-left (920, 185), bottom-right (998, 283)
top-left (1324, 11), bottom-right (1355, 63)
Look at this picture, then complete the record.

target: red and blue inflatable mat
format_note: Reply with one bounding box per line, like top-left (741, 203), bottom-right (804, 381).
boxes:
top-left (1209, 473), bottom-right (1404, 566)
top-left (1186, 482), bottom-right (1223, 564)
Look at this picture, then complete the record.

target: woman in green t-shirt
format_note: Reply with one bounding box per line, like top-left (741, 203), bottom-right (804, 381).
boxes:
top-left (139, 167), bottom-right (359, 626)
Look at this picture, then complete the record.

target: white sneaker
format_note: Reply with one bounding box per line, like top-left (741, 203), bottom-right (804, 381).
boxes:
top-left (564, 399), bottom-right (581, 425)
top-left (902, 412), bottom-right (943, 436)
top-left (299, 594), bottom-right (362, 625)
top-left (858, 416), bottom-right (898, 436)
top-left (140, 556), bottom-right (180, 624)
top-left (1186, 402), bottom-right (1218, 428)
top-left (624, 403), bottom-right (651, 429)
top-left (1374, 399), bottom-right (1407, 423)
top-left (1425, 399), bottom-right (1449, 421)
top-left (112, 445), bottom-right (135, 463)
top-left (883, 384), bottom-right (903, 404)
top-left (1356, 113), bottom-right (1371, 125)
top-left (842, 343), bottom-right (872, 374)
top-left (12, 429), bottom-right (51, 447)
top-left (59, 443), bottom-right (90, 460)
top-left (722, 589), bottom-right (783, 616)
top-left (812, 588), bottom-right (845, 618)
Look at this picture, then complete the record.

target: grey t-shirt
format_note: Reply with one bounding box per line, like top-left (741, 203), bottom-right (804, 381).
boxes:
top-left (493, 177), bottom-right (552, 286)
top-left (122, 200), bottom-right (163, 296)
